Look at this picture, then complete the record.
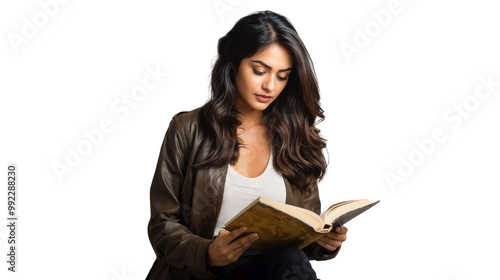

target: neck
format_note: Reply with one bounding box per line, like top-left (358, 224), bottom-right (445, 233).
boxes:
top-left (234, 97), bottom-right (265, 127)
top-left (237, 110), bottom-right (264, 128)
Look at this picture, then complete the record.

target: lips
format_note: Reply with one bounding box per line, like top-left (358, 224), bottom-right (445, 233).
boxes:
top-left (255, 94), bottom-right (272, 102)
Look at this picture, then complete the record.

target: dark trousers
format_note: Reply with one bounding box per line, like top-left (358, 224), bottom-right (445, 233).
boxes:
top-left (222, 246), bottom-right (318, 280)
top-left (187, 246), bottom-right (318, 280)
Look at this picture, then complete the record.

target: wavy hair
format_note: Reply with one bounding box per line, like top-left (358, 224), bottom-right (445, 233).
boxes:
top-left (196, 10), bottom-right (327, 191)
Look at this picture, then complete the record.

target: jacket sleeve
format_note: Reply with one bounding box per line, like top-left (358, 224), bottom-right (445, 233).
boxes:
top-left (147, 114), bottom-right (220, 278)
top-left (301, 184), bottom-right (342, 261)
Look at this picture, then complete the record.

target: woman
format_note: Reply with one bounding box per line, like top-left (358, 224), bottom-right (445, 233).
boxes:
top-left (146, 10), bottom-right (348, 280)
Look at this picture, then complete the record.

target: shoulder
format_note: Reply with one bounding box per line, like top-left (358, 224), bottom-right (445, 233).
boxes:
top-left (171, 106), bottom-right (203, 126)
top-left (166, 106), bottom-right (206, 144)
top-left (168, 106), bottom-right (203, 132)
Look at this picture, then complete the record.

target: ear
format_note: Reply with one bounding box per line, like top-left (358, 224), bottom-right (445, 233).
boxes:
top-left (230, 63), bottom-right (238, 81)
top-left (232, 62), bottom-right (239, 75)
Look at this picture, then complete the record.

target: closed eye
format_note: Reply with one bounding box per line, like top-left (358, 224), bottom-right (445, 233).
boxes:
top-left (254, 69), bottom-right (288, 81)
top-left (253, 69), bottom-right (265, 75)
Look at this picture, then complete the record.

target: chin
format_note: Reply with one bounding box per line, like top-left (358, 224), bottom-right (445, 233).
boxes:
top-left (252, 103), bottom-right (272, 111)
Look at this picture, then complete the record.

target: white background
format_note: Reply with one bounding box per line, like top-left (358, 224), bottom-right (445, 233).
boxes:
top-left (1, 1), bottom-right (499, 279)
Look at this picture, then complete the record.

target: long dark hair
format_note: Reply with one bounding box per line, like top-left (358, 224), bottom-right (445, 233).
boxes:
top-left (197, 10), bottom-right (327, 191)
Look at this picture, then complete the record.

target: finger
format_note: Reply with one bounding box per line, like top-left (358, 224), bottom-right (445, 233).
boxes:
top-left (223, 236), bottom-right (259, 265)
top-left (230, 232), bottom-right (259, 255)
top-left (335, 226), bottom-right (348, 234)
top-left (236, 239), bottom-right (257, 257)
top-left (223, 227), bottom-right (249, 244)
top-left (321, 234), bottom-right (345, 246)
top-left (234, 242), bottom-right (257, 259)
top-left (325, 232), bottom-right (347, 242)
top-left (315, 238), bottom-right (340, 251)
top-left (319, 235), bottom-right (343, 248)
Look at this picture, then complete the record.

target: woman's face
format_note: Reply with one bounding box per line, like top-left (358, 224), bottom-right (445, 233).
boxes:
top-left (234, 43), bottom-right (293, 114)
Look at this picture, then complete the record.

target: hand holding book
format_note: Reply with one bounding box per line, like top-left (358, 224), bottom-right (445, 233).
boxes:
top-left (208, 226), bottom-right (260, 267)
top-left (314, 225), bottom-right (348, 252)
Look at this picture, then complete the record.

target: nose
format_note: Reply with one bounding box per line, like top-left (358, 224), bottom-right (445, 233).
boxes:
top-left (262, 75), bottom-right (275, 92)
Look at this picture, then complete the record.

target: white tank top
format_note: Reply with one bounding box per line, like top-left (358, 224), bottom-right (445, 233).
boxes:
top-left (213, 152), bottom-right (287, 236)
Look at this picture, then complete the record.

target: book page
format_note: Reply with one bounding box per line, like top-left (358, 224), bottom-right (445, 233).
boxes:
top-left (321, 199), bottom-right (372, 224)
top-left (260, 197), bottom-right (325, 230)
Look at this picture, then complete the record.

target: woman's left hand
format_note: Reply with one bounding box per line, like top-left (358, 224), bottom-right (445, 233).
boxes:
top-left (314, 226), bottom-right (348, 251)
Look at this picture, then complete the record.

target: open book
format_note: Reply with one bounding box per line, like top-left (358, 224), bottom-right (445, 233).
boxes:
top-left (224, 196), bottom-right (379, 251)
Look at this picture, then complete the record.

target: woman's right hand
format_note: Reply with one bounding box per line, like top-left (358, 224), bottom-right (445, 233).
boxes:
top-left (207, 227), bottom-right (259, 267)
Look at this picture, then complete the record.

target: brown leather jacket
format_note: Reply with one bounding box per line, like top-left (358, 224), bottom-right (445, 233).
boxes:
top-left (146, 107), bottom-right (339, 280)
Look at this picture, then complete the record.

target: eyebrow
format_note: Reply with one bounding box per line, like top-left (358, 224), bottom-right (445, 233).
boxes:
top-left (251, 60), bottom-right (292, 72)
